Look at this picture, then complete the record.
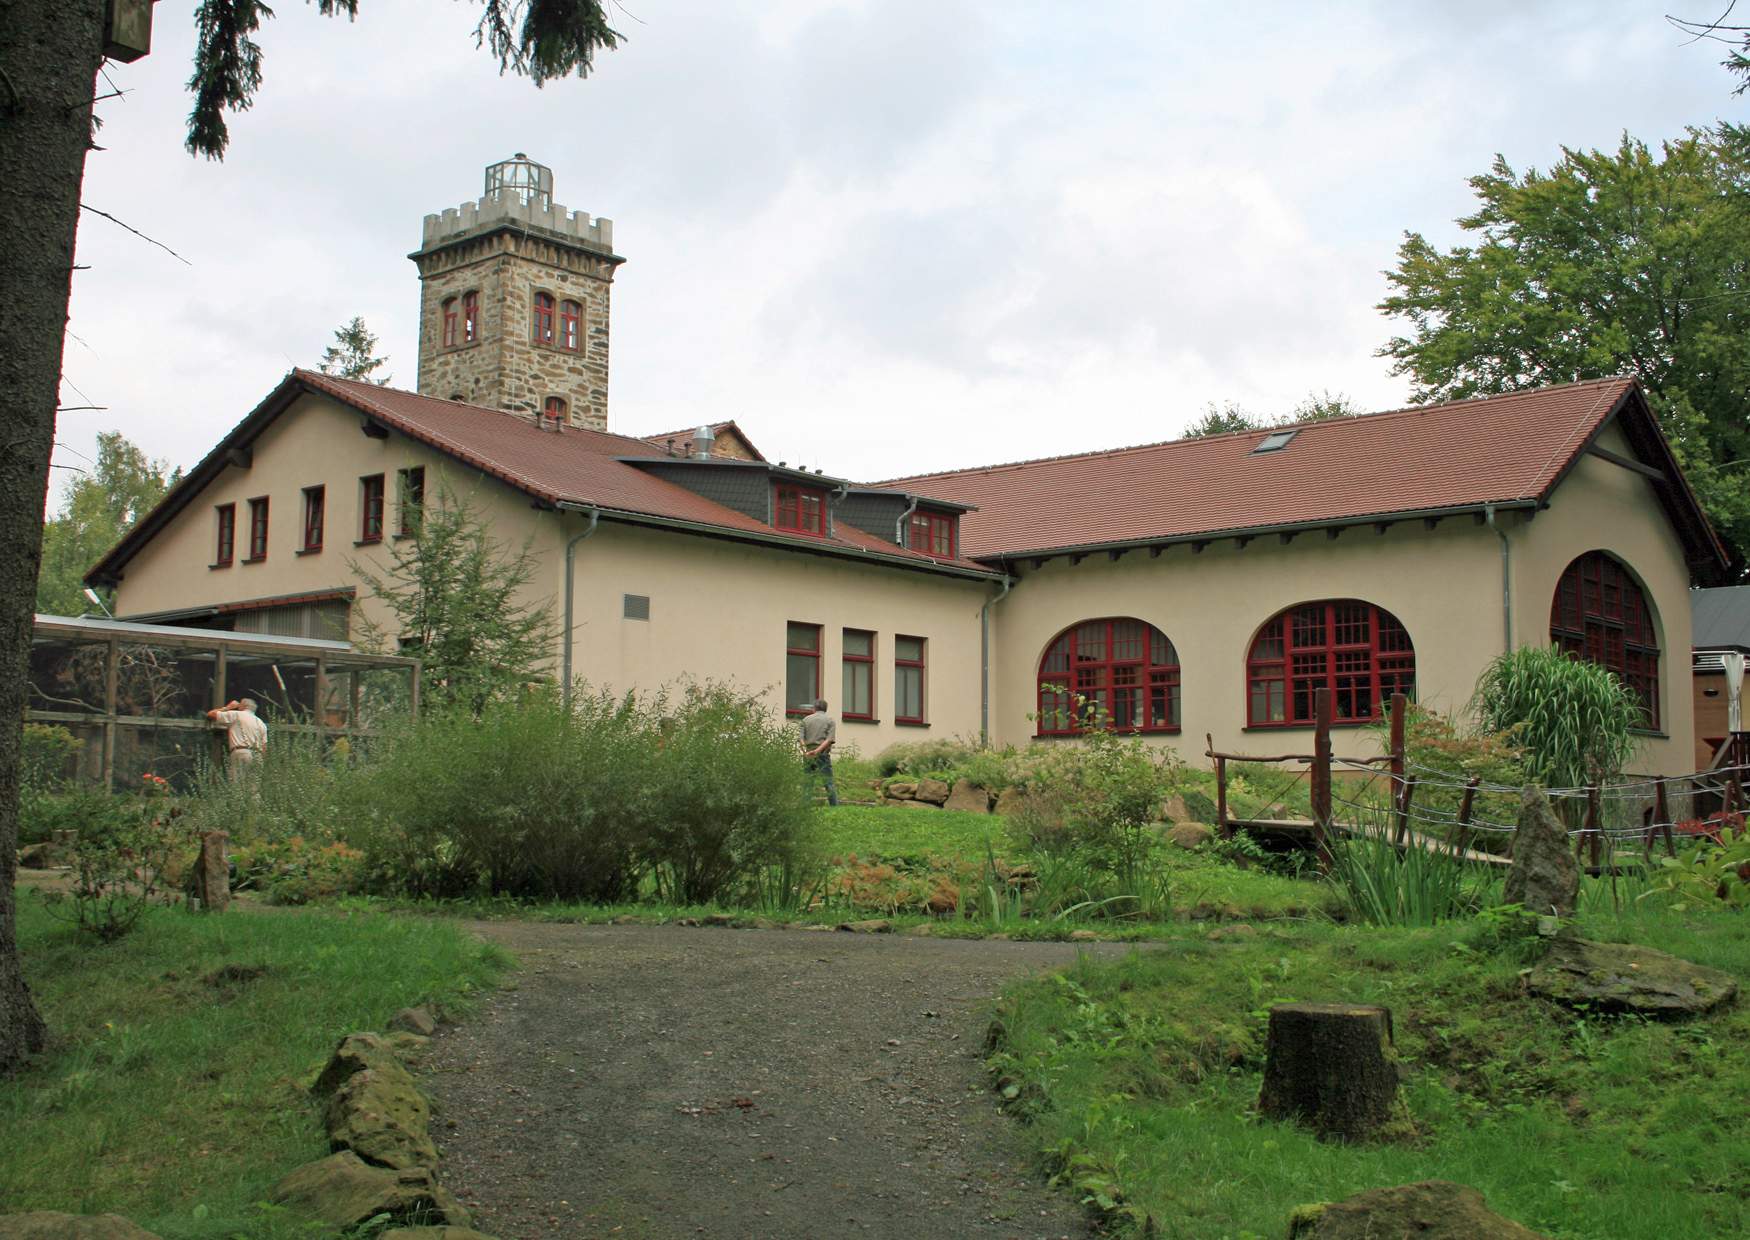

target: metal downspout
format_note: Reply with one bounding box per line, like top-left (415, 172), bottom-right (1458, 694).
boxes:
top-left (1485, 504), bottom-right (1512, 653)
top-left (980, 572), bottom-right (1015, 745)
top-left (561, 506), bottom-right (601, 709)
top-left (895, 496), bottom-right (919, 546)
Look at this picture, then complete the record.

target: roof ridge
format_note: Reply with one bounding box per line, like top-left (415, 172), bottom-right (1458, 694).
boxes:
top-left (881, 375), bottom-right (1638, 486)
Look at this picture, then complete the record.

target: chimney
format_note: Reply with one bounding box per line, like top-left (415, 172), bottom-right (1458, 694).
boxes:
top-left (692, 425), bottom-right (716, 460)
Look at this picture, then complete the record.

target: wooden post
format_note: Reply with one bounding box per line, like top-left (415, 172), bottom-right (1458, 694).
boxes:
top-left (1574, 785), bottom-right (1602, 872)
top-left (1454, 776), bottom-right (1479, 858)
top-left (1311, 687), bottom-right (1333, 869)
top-left (1388, 690), bottom-right (1407, 783)
top-left (314, 654), bottom-right (328, 752)
top-left (1216, 756), bottom-right (1229, 838)
top-left (101, 637), bottom-right (119, 791)
top-left (1393, 776), bottom-right (1417, 847)
top-left (1656, 778), bottom-right (1678, 858)
top-left (214, 643), bottom-right (229, 775)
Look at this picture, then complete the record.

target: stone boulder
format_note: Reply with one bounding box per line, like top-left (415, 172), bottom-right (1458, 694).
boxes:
top-left (384, 1032), bottom-right (432, 1064)
top-left (1503, 788), bottom-right (1579, 917)
top-left (1165, 822), bottom-right (1215, 850)
top-left (900, 799), bottom-right (936, 810)
top-left (1159, 794), bottom-right (1191, 824)
top-left (993, 787), bottom-right (1027, 817)
top-left (914, 777), bottom-right (951, 806)
top-left (389, 1006), bottom-right (437, 1037)
top-left (269, 1152), bottom-right (470, 1230)
top-left (943, 779), bottom-right (991, 814)
top-left (191, 831), bottom-right (230, 912)
top-left (837, 918), bottom-right (892, 934)
top-left (0, 1214), bottom-right (161, 1239)
top-left (885, 781), bottom-right (918, 800)
top-left (1288, 1180), bottom-right (1546, 1239)
top-left (326, 1065), bottom-right (439, 1170)
top-left (1527, 936), bottom-right (1738, 1018)
top-left (312, 1032), bottom-right (402, 1097)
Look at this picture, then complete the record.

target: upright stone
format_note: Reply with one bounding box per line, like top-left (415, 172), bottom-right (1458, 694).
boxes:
top-left (943, 779), bottom-right (991, 813)
top-left (1258, 1003), bottom-right (1400, 1142)
top-left (193, 832), bottom-right (230, 912)
top-left (1503, 787), bottom-right (1579, 917)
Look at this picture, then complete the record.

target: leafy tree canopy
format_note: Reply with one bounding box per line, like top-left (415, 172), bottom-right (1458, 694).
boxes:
top-left (1180, 390), bottom-right (1365, 439)
top-left (36, 433), bottom-right (180, 617)
top-left (1378, 126), bottom-right (1750, 573)
top-left (318, 316), bottom-right (390, 384)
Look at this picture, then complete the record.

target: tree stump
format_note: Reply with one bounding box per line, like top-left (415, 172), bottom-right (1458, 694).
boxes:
top-left (1257, 1003), bottom-right (1398, 1142)
top-left (193, 831), bottom-right (231, 912)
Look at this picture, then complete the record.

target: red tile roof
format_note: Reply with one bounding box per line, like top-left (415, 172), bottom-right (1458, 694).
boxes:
top-left (637, 420), bottom-right (766, 461)
top-left (884, 377), bottom-right (1676, 559)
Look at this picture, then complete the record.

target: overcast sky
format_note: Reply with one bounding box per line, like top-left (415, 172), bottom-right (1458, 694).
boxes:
top-left (55, 1), bottom-right (1741, 500)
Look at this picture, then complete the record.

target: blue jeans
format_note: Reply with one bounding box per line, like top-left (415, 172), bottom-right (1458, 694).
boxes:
top-left (804, 754), bottom-right (839, 806)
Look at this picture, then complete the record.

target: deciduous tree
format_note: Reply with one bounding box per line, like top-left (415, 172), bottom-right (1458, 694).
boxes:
top-left (0, 0), bottom-right (621, 1071)
top-left (1378, 127), bottom-right (1750, 573)
top-left (37, 433), bottom-right (179, 617)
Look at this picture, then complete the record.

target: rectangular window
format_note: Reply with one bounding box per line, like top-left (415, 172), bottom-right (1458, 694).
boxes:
top-left (441, 300), bottom-right (457, 349)
top-left (773, 483), bottom-right (827, 537)
top-left (786, 622), bottom-right (821, 715)
top-left (842, 628), bottom-right (875, 721)
top-left (895, 635), bottom-right (926, 725)
top-left (301, 485), bottom-right (325, 552)
top-left (245, 497), bottom-right (269, 562)
top-left (360, 474), bottom-right (385, 542)
top-left (397, 466), bottom-right (425, 536)
top-left (462, 291), bottom-right (479, 343)
top-left (214, 503), bottom-right (235, 567)
top-left (560, 300), bottom-right (581, 351)
top-left (906, 511), bottom-right (956, 558)
top-left (623, 593), bottom-right (651, 621)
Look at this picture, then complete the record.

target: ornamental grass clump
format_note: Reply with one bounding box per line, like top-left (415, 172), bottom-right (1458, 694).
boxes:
top-left (1472, 645), bottom-right (1641, 791)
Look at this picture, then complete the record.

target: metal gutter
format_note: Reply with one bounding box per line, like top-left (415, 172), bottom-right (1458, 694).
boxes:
top-left (1484, 503), bottom-right (1513, 653)
top-left (980, 571), bottom-right (1016, 744)
top-left (894, 495), bottom-right (919, 547)
top-left (556, 502), bottom-right (1003, 582)
top-left (561, 506), bottom-right (601, 709)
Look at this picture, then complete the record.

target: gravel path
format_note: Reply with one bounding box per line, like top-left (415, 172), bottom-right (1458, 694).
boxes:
top-left (423, 922), bottom-right (1129, 1240)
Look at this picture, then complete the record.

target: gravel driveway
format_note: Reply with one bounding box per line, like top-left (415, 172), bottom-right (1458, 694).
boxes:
top-left (423, 922), bottom-right (1131, 1240)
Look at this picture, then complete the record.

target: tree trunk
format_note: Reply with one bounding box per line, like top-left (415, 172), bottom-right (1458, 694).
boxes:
top-left (1257, 1002), bottom-right (1399, 1142)
top-left (0, 0), bottom-right (109, 1070)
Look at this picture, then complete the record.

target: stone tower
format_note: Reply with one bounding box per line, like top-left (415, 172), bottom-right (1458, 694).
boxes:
top-left (411, 155), bottom-right (624, 430)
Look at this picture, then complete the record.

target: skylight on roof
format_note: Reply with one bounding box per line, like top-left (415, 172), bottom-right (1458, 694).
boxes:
top-left (1252, 429), bottom-right (1298, 454)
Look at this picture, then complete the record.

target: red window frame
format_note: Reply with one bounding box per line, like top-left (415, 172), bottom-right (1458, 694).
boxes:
top-left (301, 485), bottom-right (325, 553)
top-left (894, 636), bottom-right (926, 725)
top-left (560, 300), bottom-right (581, 351)
top-left (214, 503), bottom-right (235, 567)
top-left (245, 497), bottom-right (269, 562)
top-left (360, 474), bottom-right (385, 543)
top-left (441, 298), bottom-right (458, 348)
top-left (1550, 550), bottom-right (1660, 729)
top-left (532, 292), bottom-right (555, 344)
top-left (907, 510), bottom-right (956, 558)
top-left (543, 396), bottom-right (568, 425)
top-left (398, 466), bottom-right (425, 537)
top-left (842, 628), bottom-right (875, 721)
top-left (774, 482), bottom-right (827, 537)
top-left (461, 290), bottom-right (479, 343)
top-left (1246, 600), bottom-right (1414, 727)
top-left (786, 622), bottom-right (822, 716)
top-left (1037, 618), bottom-right (1180, 736)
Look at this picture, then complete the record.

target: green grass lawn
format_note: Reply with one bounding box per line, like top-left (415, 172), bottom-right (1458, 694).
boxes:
top-left (987, 906), bottom-right (1750, 1239)
top-left (2, 895), bottom-right (505, 1238)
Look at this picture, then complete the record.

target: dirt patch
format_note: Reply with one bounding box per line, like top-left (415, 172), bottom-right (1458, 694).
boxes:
top-left (423, 922), bottom-right (1137, 1239)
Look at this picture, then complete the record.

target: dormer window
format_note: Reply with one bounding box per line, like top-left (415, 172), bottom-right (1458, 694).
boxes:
top-left (532, 292), bottom-right (555, 345)
top-left (907, 510), bottom-right (956, 558)
top-left (774, 482), bottom-right (827, 537)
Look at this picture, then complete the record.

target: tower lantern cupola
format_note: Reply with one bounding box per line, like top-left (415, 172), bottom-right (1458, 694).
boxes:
top-left (410, 155), bottom-right (625, 431)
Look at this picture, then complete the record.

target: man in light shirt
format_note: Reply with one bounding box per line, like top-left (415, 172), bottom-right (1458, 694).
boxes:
top-left (798, 697), bottom-right (839, 807)
top-left (206, 697), bottom-right (268, 782)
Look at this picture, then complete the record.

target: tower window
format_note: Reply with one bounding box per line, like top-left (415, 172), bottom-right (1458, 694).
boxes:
top-left (560, 300), bottom-right (581, 351)
top-left (461, 290), bottom-right (479, 343)
top-left (532, 292), bottom-right (555, 345)
top-left (543, 396), bottom-right (568, 426)
top-left (441, 298), bottom-right (458, 349)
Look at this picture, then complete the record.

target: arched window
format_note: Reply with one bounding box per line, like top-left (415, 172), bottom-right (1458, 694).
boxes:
top-left (543, 396), bottom-right (568, 425)
top-left (532, 292), bottom-right (555, 344)
top-left (1550, 551), bottom-right (1660, 728)
top-left (1246, 600), bottom-right (1414, 726)
top-left (461, 290), bottom-right (479, 343)
top-left (441, 297), bottom-right (458, 348)
top-left (1037, 618), bottom-right (1180, 735)
top-left (560, 300), bottom-right (582, 350)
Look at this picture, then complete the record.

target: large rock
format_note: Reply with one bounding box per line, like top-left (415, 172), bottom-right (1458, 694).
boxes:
top-left (326, 1065), bottom-right (439, 1170)
top-left (312, 1032), bottom-right (401, 1097)
top-left (1159, 794), bottom-right (1192, 824)
top-left (1527, 936), bottom-right (1739, 1017)
top-left (914, 777), bottom-right (951, 806)
top-left (1287, 1180), bottom-right (1546, 1239)
top-left (269, 1152), bottom-right (470, 1230)
top-left (944, 779), bottom-right (991, 814)
top-left (993, 787), bottom-right (1027, 817)
top-left (1503, 787), bottom-right (1579, 917)
top-left (885, 781), bottom-right (918, 800)
top-left (1165, 822), bottom-right (1215, 850)
top-left (0, 1214), bottom-right (161, 1239)
top-left (389, 1006), bottom-right (438, 1037)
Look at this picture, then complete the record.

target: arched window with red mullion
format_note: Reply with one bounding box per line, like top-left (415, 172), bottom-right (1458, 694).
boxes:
top-left (1246, 600), bottom-right (1414, 727)
top-left (532, 292), bottom-right (556, 344)
top-left (1037, 618), bottom-right (1180, 736)
top-left (1549, 550), bottom-right (1661, 729)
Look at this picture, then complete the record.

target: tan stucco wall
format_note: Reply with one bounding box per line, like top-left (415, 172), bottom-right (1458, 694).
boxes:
top-left (111, 393), bottom-right (566, 658)
top-left (563, 519), bottom-right (992, 756)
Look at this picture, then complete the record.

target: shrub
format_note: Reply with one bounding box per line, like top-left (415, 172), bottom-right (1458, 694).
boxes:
top-left (640, 682), bottom-right (818, 905)
top-left (1374, 701), bottom-right (1529, 855)
top-left (178, 731), bottom-right (360, 848)
top-left (874, 738), bottom-right (981, 778)
top-left (231, 836), bottom-right (368, 905)
top-left (38, 801), bottom-right (181, 940)
top-left (1472, 645), bottom-right (1640, 790)
top-left (21, 723), bottom-right (81, 791)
